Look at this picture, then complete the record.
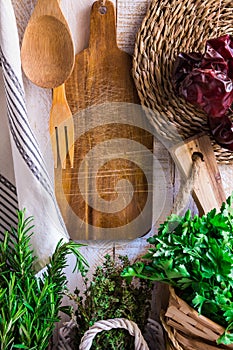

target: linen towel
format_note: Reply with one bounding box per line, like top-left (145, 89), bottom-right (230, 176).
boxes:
top-left (0, 0), bottom-right (69, 271)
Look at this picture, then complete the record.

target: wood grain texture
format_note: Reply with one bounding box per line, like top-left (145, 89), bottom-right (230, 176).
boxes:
top-left (170, 133), bottom-right (226, 214)
top-left (65, 0), bottom-right (140, 111)
top-left (116, 0), bottom-right (150, 54)
top-left (21, 0), bottom-right (74, 88)
top-left (12, 0), bottom-right (36, 43)
top-left (50, 84), bottom-right (74, 169)
top-left (164, 287), bottom-right (233, 350)
top-left (61, 0), bottom-right (117, 55)
top-left (56, 0), bottom-right (154, 240)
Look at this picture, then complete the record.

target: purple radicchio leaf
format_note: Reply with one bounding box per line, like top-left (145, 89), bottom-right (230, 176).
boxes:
top-left (172, 35), bottom-right (233, 151)
top-left (172, 52), bottom-right (202, 91)
top-left (202, 34), bottom-right (233, 79)
top-left (178, 68), bottom-right (233, 117)
top-left (208, 115), bottom-right (233, 151)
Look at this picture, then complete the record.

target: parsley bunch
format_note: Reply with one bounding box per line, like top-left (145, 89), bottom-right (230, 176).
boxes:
top-left (122, 194), bottom-right (233, 345)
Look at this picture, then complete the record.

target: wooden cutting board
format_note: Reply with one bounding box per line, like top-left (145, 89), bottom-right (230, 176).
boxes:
top-left (170, 133), bottom-right (226, 215)
top-left (55, 0), bottom-right (154, 240)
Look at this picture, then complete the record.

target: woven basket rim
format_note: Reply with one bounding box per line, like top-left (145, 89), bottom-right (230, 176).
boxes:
top-left (167, 286), bottom-right (226, 334)
top-left (161, 286), bottom-right (233, 350)
top-left (133, 0), bottom-right (233, 164)
top-left (58, 317), bottom-right (165, 350)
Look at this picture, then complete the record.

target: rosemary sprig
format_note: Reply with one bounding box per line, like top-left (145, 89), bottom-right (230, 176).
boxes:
top-left (0, 209), bottom-right (88, 350)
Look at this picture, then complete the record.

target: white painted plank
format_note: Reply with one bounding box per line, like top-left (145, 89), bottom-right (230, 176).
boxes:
top-left (219, 163), bottom-right (233, 198)
top-left (116, 0), bottom-right (150, 54)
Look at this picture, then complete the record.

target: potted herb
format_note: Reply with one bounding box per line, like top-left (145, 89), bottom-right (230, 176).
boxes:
top-left (122, 194), bottom-right (233, 346)
top-left (0, 209), bottom-right (88, 350)
top-left (64, 254), bottom-right (152, 350)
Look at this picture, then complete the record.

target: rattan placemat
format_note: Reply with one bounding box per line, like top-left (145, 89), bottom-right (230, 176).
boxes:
top-left (133, 0), bottom-right (233, 163)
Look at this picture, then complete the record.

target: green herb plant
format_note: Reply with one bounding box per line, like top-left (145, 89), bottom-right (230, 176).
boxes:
top-left (0, 209), bottom-right (88, 350)
top-left (67, 254), bottom-right (152, 350)
top-left (122, 194), bottom-right (233, 345)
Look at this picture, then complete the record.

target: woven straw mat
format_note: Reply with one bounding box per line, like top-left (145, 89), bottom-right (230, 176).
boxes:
top-left (133, 0), bottom-right (233, 163)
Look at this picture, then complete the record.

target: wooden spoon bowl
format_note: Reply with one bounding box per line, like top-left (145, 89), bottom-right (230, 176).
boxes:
top-left (21, 0), bottom-right (74, 88)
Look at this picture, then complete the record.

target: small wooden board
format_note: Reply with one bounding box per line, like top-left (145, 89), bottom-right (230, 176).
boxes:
top-left (170, 133), bottom-right (226, 215)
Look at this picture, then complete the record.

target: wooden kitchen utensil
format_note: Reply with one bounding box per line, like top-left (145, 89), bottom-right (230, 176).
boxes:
top-left (21, 0), bottom-right (74, 88)
top-left (56, 0), bottom-right (154, 240)
top-left (50, 84), bottom-right (74, 169)
top-left (170, 133), bottom-right (226, 215)
top-left (65, 0), bottom-right (141, 113)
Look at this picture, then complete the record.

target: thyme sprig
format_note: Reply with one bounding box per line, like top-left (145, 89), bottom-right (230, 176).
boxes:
top-left (67, 254), bottom-right (152, 350)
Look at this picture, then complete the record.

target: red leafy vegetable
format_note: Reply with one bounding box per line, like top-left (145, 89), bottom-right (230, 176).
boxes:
top-left (172, 52), bottom-right (202, 91)
top-left (173, 34), bottom-right (233, 151)
top-left (179, 68), bottom-right (233, 117)
top-left (202, 34), bottom-right (233, 78)
top-left (209, 116), bottom-right (233, 151)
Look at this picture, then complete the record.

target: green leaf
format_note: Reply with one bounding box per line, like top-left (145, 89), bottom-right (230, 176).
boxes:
top-left (121, 193), bottom-right (233, 345)
top-left (0, 209), bottom-right (87, 350)
top-left (67, 254), bottom-right (152, 349)
top-left (23, 301), bottom-right (34, 313)
top-left (223, 309), bottom-right (233, 323)
top-left (13, 345), bottom-right (29, 349)
top-left (192, 294), bottom-right (207, 313)
top-left (217, 331), bottom-right (233, 345)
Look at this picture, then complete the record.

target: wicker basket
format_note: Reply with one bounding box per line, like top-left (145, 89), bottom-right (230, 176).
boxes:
top-left (161, 286), bottom-right (233, 350)
top-left (58, 317), bottom-right (166, 350)
top-left (133, 0), bottom-right (233, 163)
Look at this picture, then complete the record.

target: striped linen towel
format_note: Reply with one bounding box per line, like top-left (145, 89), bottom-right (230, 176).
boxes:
top-left (0, 0), bottom-right (69, 271)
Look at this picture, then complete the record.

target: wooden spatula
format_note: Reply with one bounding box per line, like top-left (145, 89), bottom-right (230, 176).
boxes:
top-left (57, 0), bottom-right (154, 240)
top-left (50, 84), bottom-right (74, 169)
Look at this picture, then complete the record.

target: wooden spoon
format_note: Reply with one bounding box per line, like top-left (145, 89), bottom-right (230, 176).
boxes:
top-left (21, 0), bottom-right (74, 88)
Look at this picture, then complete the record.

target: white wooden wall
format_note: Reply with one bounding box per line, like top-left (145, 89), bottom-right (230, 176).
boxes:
top-left (12, 0), bottom-right (233, 346)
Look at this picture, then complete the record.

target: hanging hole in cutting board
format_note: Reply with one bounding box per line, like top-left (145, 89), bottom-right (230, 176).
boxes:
top-left (192, 151), bottom-right (204, 162)
top-left (99, 6), bottom-right (107, 14)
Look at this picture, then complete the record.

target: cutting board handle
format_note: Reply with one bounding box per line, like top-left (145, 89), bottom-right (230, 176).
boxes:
top-left (89, 0), bottom-right (117, 51)
top-left (170, 133), bottom-right (226, 215)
